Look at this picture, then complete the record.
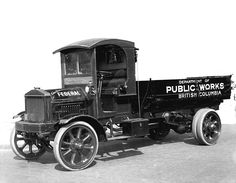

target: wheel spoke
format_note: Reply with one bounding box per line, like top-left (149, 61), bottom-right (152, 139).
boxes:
top-left (202, 126), bottom-right (207, 134)
top-left (82, 158), bottom-right (88, 163)
top-left (82, 134), bottom-right (91, 143)
top-left (63, 149), bottom-right (72, 156)
top-left (83, 144), bottom-right (94, 150)
top-left (61, 147), bottom-right (69, 151)
top-left (212, 130), bottom-right (219, 138)
top-left (16, 137), bottom-right (24, 141)
top-left (29, 144), bottom-right (33, 153)
top-left (203, 121), bottom-right (208, 128)
top-left (77, 128), bottom-right (82, 139)
top-left (79, 151), bottom-right (88, 163)
top-left (70, 152), bottom-right (77, 165)
top-left (212, 120), bottom-right (218, 126)
top-left (35, 143), bottom-right (43, 150)
top-left (62, 141), bottom-right (72, 146)
top-left (69, 131), bottom-right (75, 141)
top-left (208, 115), bottom-right (213, 122)
top-left (207, 135), bottom-right (212, 140)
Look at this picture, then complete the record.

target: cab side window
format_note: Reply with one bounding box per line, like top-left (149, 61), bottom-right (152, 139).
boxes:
top-left (106, 47), bottom-right (124, 64)
top-left (97, 45), bottom-right (126, 73)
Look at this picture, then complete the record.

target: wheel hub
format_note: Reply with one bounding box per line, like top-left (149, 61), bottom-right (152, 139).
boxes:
top-left (71, 139), bottom-right (83, 151)
top-left (209, 123), bottom-right (216, 131)
top-left (75, 142), bottom-right (83, 149)
top-left (204, 119), bottom-right (220, 140)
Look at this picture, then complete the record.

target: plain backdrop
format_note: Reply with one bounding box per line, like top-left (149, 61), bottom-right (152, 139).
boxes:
top-left (0, 0), bottom-right (235, 124)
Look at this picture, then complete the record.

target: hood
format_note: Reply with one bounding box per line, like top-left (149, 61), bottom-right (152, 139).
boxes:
top-left (25, 87), bottom-right (88, 102)
top-left (47, 87), bottom-right (88, 102)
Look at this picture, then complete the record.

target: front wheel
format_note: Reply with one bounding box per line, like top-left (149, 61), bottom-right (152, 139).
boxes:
top-left (53, 121), bottom-right (98, 171)
top-left (10, 127), bottom-right (46, 160)
top-left (192, 108), bottom-right (221, 145)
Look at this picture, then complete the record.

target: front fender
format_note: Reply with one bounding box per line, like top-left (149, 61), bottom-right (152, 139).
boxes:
top-left (59, 115), bottom-right (107, 142)
top-left (13, 111), bottom-right (25, 119)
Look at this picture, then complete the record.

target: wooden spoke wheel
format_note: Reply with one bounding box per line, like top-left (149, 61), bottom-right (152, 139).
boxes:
top-left (192, 108), bottom-right (221, 145)
top-left (10, 127), bottom-right (46, 160)
top-left (54, 122), bottom-right (98, 171)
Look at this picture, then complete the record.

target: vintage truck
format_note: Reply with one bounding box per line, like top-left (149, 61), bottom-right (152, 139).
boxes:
top-left (10, 38), bottom-right (232, 170)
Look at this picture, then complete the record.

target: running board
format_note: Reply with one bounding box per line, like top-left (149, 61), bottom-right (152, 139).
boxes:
top-left (107, 135), bottom-right (132, 141)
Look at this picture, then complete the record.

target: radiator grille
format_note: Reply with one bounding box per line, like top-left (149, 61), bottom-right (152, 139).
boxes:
top-left (25, 97), bottom-right (46, 122)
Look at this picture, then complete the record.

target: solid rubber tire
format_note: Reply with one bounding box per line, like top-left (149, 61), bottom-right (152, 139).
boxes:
top-left (53, 121), bottom-right (98, 171)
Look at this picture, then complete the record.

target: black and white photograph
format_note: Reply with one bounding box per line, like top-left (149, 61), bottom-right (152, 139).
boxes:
top-left (0, 0), bottom-right (236, 182)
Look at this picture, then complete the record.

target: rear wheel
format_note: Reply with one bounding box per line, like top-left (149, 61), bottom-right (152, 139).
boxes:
top-left (54, 121), bottom-right (98, 171)
top-left (10, 127), bottom-right (46, 160)
top-left (192, 108), bottom-right (221, 145)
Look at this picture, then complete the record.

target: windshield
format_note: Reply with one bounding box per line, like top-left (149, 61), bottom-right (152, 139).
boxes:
top-left (64, 50), bottom-right (92, 76)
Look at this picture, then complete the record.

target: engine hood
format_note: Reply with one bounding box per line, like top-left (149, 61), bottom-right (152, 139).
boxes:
top-left (25, 87), bottom-right (88, 102)
top-left (48, 88), bottom-right (88, 102)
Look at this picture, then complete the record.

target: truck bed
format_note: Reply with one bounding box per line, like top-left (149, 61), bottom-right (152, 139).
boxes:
top-left (137, 75), bottom-right (232, 112)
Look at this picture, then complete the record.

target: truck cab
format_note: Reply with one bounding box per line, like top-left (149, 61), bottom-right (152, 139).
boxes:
top-left (53, 38), bottom-right (137, 119)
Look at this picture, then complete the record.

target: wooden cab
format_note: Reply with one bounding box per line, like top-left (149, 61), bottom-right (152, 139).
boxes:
top-left (53, 38), bottom-right (138, 120)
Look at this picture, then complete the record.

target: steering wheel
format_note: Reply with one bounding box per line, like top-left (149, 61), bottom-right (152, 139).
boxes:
top-left (97, 71), bottom-right (113, 79)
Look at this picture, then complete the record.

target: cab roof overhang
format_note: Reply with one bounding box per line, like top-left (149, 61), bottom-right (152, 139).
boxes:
top-left (53, 38), bottom-right (135, 54)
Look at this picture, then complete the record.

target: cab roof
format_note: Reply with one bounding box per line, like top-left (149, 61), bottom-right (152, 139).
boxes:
top-left (53, 38), bottom-right (135, 54)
